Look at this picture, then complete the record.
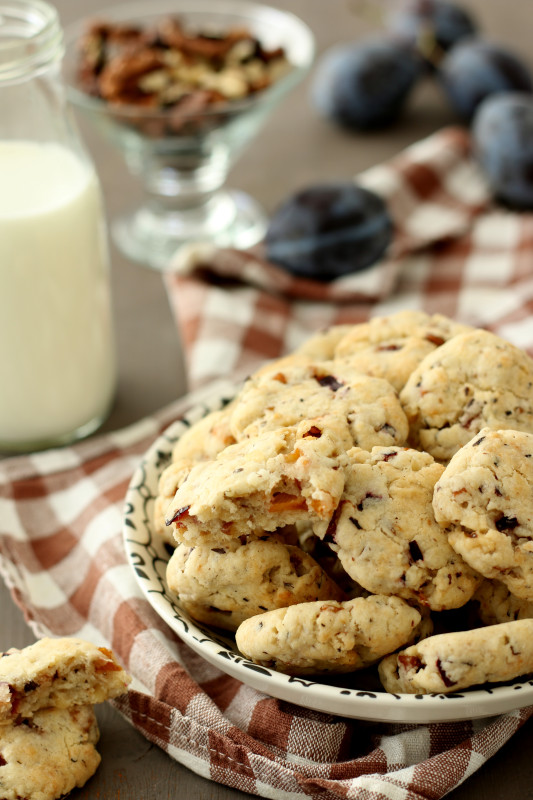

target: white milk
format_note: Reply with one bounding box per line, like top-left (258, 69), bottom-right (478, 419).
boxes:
top-left (0, 141), bottom-right (116, 447)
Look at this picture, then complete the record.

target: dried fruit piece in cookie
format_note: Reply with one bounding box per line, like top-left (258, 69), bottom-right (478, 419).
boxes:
top-left (379, 619), bottom-right (533, 693)
top-left (328, 446), bottom-right (479, 611)
top-left (433, 428), bottom-right (533, 600)
top-left (166, 540), bottom-right (344, 631)
top-left (235, 595), bottom-right (421, 675)
top-left (230, 357), bottom-right (408, 450)
top-left (400, 329), bottom-right (533, 461)
top-left (474, 579), bottom-right (533, 626)
top-left (0, 705), bottom-right (100, 800)
top-left (335, 310), bottom-right (472, 392)
top-left (0, 638), bottom-right (130, 723)
top-left (165, 416), bottom-right (351, 545)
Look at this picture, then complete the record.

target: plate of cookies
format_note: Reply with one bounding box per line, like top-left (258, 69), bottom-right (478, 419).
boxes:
top-left (123, 310), bottom-right (533, 723)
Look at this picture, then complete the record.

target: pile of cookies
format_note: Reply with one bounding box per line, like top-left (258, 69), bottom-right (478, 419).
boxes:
top-left (154, 310), bottom-right (533, 694)
top-left (0, 637), bottom-right (130, 800)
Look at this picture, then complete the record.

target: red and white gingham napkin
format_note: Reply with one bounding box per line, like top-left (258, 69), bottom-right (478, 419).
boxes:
top-left (1, 126), bottom-right (533, 800)
top-left (165, 126), bottom-right (533, 389)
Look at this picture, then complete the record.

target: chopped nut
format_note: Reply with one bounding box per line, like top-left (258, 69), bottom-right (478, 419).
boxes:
top-left (138, 68), bottom-right (171, 94)
top-left (226, 39), bottom-right (256, 65)
top-left (98, 48), bottom-right (164, 102)
top-left (204, 68), bottom-right (249, 99)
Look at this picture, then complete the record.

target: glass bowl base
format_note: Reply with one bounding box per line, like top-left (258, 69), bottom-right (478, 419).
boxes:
top-left (112, 189), bottom-right (268, 271)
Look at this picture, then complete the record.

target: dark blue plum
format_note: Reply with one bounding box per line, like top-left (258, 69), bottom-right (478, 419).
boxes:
top-left (439, 38), bottom-right (533, 120)
top-left (388, 0), bottom-right (477, 66)
top-left (311, 38), bottom-right (423, 131)
top-left (265, 183), bottom-right (394, 282)
top-left (473, 92), bottom-right (533, 209)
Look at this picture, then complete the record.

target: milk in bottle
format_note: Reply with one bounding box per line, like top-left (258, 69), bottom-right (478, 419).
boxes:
top-left (0, 0), bottom-right (116, 450)
top-left (0, 141), bottom-right (116, 447)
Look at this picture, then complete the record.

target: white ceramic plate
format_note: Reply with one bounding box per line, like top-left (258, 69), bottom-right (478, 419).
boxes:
top-left (123, 385), bottom-right (533, 724)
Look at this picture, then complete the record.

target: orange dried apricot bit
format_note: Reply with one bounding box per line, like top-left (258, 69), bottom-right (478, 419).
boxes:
top-left (285, 449), bottom-right (301, 464)
top-left (269, 492), bottom-right (306, 513)
top-left (95, 648), bottom-right (123, 672)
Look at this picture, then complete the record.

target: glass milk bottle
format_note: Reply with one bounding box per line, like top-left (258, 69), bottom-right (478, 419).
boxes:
top-left (0, 0), bottom-right (116, 451)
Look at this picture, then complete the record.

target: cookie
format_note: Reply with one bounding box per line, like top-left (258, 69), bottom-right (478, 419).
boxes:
top-left (0, 705), bottom-right (100, 800)
top-left (0, 638), bottom-right (130, 724)
top-left (293, 323), bottom-right (358, 361)
top-left (165, 416), bottom-right (352, 546)
top-left (400, 329), bottom-right (533, 461)
top-left (335, 310), bottom-right (471, 392)
top-left (378, 619), bottom-right (533, 693)
top-left (153, 458), bottom-right (197, 545)
top-left (247, 352), bottom-right (313, 381)
top-left (474, 579), bottom-right (533, 626)
top-left (235, 595), bottom-right (422, 675)
top-left (326, 446), bottom-right (479, 611)
top-left (230, 357), bottom-right (408, 450)
top-left (155, 404), bottom-right (239, 543)
top-left (166, 539), bottom-right (344, 631)
top-left (433, 428), bottom-right (533, 600)
top-left (171, 405), bottom-right (236, 463)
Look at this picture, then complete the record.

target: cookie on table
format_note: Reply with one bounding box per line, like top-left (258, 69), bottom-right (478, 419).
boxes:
top-left (153, 458), bottom-right (196, 545)
top-left (292, 323), bottom-right (359, 361)
top-left (433, 428), bottom-right (533, 601)
top-left (230, 357), bottom-right (408, 450)
top-left (235, 595), bottom-right (422, 675)
top-left (334, 310), bottom-right (472, 392)
top-left (378, 619), bottom-right (533, 694)
top-left (0, 705), bottom-right (100, 800)
top-left (327, 446), bottom-right (479, 611)
top-left (400, 329), bottom-right (533, 462)
top-left (165, 416), bottom-right (352, 546)
top-left (474, 579), bottom-right (533, 626)
top-left (0, 638), bottom-right (130, 724)
top-left (166, 539), bottom-right (344, 631)
top-left (171, 405), bottom-right (236, 463)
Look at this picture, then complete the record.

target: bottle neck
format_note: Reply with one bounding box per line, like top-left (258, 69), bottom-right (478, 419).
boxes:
top-left (0, 0), bottom-right (64, 87)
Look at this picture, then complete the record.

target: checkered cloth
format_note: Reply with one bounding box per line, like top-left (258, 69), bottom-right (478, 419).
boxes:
top-left (166, 126), bottom-right (533, 389)
top-left (2, 125), bottom-right (533, 800)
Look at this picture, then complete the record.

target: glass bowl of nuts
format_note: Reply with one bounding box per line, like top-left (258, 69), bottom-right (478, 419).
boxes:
top-left (63, 0), bottom-right (315, 270)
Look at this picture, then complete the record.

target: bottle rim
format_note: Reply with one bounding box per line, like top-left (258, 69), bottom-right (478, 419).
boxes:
top-left (0, 0), bottom-right (64, 84)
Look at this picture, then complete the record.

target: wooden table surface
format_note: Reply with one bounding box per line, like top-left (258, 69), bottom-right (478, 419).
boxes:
top-left (3, 0), bottom-right (533, 797)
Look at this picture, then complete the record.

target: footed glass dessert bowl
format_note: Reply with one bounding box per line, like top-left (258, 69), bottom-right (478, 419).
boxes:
top-left (64, 0), bottom-right (314, 270)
